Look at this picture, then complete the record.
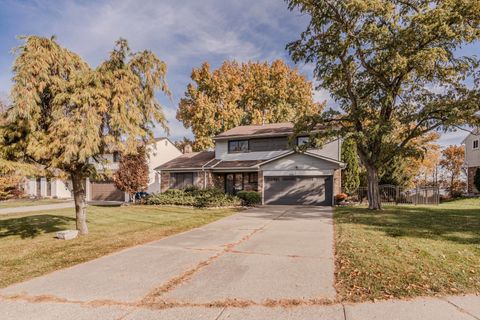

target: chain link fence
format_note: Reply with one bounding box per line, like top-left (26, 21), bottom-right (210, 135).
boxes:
top-left (347, 185), bottom-right (440, 205)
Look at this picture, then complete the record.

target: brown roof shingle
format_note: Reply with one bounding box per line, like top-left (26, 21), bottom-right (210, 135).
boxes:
top-left (212, 160), bottom-right (264, 169)
top-left (156, 151), bottom-right (216, 170)
top-left (214, 122), bottom-right (294, 139)
top-left (156, 153), bottom-right (265, 171)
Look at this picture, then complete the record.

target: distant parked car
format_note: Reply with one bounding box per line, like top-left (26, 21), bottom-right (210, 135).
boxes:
top-left (134, 192), bottom-right (149, 202)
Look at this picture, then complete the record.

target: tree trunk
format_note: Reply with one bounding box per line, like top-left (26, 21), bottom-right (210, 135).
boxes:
top-left (71, 171), bottom-right (88, 235)
top-left (366, 164), bottom-right (382, 210)
top-left (450, 174), bottom-right (455, 197)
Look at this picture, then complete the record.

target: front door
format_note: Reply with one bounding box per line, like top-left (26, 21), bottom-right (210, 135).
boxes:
top-left (225, 173), bottom-right (243, 195)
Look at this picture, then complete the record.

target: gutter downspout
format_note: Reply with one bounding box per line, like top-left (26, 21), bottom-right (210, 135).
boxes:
top-left (201, 158), bottom-right (218, 189)
top-left (159, 171), bottom-right (162, 193)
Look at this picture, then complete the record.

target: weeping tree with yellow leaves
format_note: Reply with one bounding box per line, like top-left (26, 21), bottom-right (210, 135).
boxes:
top-left (2, 36), bottom-right (170, 234)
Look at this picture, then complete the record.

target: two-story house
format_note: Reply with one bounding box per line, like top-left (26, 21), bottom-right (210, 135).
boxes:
top-left (25, 138), bottom-right (181, 201)
top-left (157, 123), bottom-right (344, 206)
top-left (463, 128), bottom-right (480, 194)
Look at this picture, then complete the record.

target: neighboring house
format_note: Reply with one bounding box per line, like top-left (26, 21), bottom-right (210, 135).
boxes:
top-left (463, 128), bottom-right (480, 194)
top-left (25, 138), bottom-right (182, 201)
top-left (24, 177), bottom-right (72, 199)
top-left (157, 123), bottom-right (344, 206)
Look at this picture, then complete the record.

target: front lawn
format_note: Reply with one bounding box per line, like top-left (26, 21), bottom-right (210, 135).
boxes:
top-left (0, 198), bottom-right (71, 209)
top-left (0, 205), bottom-right (239, 288)
top-left (335, 198), bottom-right (480, 302)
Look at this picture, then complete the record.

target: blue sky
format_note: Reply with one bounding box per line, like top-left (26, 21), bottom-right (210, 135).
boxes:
top-left (0, 0), bottom-right (475, 145)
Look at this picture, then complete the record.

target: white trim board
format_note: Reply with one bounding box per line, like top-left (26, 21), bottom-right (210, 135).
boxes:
top-left (263, 170), bottom-right (334, 176)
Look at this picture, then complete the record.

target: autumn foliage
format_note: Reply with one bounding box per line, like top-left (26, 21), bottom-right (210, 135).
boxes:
top-left (440, 145), bottom-right (465, 197)
top-left (0, 175), bottom-right (24, 200)
top-left (2, 36), bottom-right (170, 234)
top-left (177, 60), bottom-right (322, 150)
top-left (113, 146), bottom-right (149, 200)
top-left (286, 0), bottom-right (480, 209)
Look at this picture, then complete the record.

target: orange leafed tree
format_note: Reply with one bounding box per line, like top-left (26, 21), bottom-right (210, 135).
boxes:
top-left (439, 145), bottom-right (465, 196)
top-left (113, 146), bottom-right (149, 201)
top-left (177, 60), bottom-right (323, 150)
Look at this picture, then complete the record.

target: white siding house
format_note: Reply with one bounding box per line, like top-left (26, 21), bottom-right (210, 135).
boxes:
top-left (463, 129), bottom-right (480, 194)
top-left (157, 123), bottom-right (345, 206)
top-left (24, 138), bottom-right (181, 201)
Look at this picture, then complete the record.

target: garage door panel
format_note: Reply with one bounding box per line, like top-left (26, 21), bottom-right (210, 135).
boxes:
top-left (264, 176), bottom-right (332, 206)
top-left (91, 182), bottom-right (124, 201)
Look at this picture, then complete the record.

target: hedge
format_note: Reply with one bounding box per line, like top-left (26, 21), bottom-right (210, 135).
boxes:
top-left (145, 188), bottom-right (241, 208)
top-left (236, 191), bottom-right (262, 206)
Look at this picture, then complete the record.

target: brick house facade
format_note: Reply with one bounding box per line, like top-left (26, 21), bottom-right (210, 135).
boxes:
top-left (467, 167), bottom-right (479, 194)
top-left (463, 129), bottom-right (480, 195)
top-left (156, 123), bottom-right (345, 206)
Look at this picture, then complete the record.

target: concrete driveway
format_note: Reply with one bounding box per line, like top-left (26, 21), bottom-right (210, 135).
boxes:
top-left (0, 205), bottom-right (336, 319)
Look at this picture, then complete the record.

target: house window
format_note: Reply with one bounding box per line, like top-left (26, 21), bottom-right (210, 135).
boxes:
top-left (170, 172), bottom-right (195, 189)
top-left (113, 152), bottom-right (121, 162)
top-left (297, 136), bottom-right (309, 146)
top-left (228, 140), bottom-right (249, 153)
top-left (248, 172), bottom-right (258, 184)
top-left (474, 140), bottom-right (479, 150)
top-left (249, 137), bottom-right (288, 151)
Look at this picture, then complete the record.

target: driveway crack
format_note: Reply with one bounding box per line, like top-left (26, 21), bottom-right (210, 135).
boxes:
top-left (342, 303), bottom-right (347, 320)
top-left (443, 298), bottom-right (480, 320)
top-left (214, 306), bottom-right (226, 320)
top-left (141, 224), bottom-right (268, 305)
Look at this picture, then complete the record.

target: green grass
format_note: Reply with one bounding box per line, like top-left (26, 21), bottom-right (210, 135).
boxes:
top-left (334, 198), bottom-right (480, 302)
top-left (0, 205), bottom-right (239, 288)
top-left (0, 198), bottom-right (71, 209)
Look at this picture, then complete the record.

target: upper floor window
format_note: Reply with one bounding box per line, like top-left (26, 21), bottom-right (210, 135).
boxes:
top-left (297, 136), bottom-right (309, 146)
top-left (474, 140), bottom-right (479, 150)
top-left (113, 152), bottom-right (121, 162)
top-left (228, 140), bottom-right (249, 153)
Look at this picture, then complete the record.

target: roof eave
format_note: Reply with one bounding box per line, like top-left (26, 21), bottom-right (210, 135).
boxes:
top-left (213, 132), bottom-right (293, 141)
top-left (256, 150), bottom-right (345, 168)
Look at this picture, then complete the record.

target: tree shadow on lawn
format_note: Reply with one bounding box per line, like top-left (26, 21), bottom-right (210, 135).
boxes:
top-left (335, 206), bottom-right (480, 245)
top-left (0, 215), bottom-right (75, 239)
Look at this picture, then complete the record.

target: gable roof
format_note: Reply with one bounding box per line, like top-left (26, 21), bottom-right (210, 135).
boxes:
top-left (212, 160), bottom-right (265, 169)
top-left (214, 122), bottom-right (294, 140)
top-left (156, 150), bottom-right (345, 171)
top-left (461, 128), bottom-right (480, 144)
top-left (156, 151), bottom-right (217, 170)
top-left (257, 151), bottom-right (345, 168)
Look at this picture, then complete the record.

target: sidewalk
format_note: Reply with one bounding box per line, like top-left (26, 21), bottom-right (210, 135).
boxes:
top-left (0, 202), bottom-right (74, 215)
top-left (1, 294), bottom-right (479, 320)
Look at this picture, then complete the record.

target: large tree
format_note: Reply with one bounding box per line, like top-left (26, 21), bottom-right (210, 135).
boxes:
top-left (177, 60), bottom-right (323, 150)
top-left (286, 0), bottom-right (480, 209)
top-left (2, 36), bottom-right (170, 234)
